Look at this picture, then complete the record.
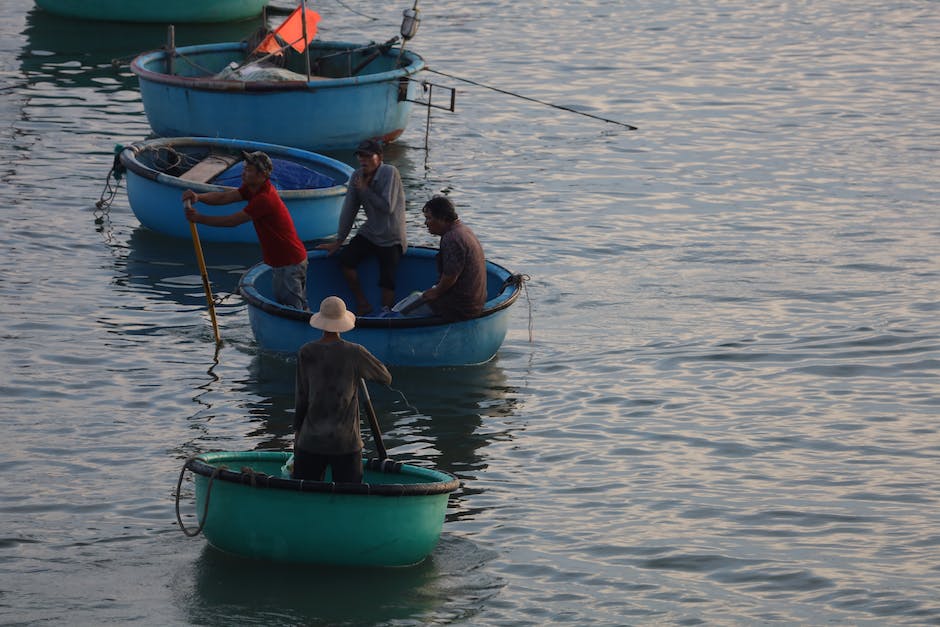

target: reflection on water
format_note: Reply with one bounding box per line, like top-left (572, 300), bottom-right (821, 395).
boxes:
top-left (184, 544), bottom-right (438, 624)
top-left (177, 534), bottom-right (502, 625)
top-left (378, 363), bottom-right (517, 476)
top-left (20, 8), bottom-right (263, 87)
top-left (120, 227), bottom-right (256, 308)
top-left (236, 355), bottom-right (520, 477)
top-left (5, 0), bottom-right (940, 622)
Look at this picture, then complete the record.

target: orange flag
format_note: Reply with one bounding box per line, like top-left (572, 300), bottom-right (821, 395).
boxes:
top-left (254, 7), bottom-right (321, 55)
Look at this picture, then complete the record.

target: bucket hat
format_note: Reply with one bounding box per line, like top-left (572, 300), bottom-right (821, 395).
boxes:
top-left (309, 296), bottom-right (356, 332)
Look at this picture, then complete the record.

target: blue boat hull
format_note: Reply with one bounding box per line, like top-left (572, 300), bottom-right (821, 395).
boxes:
top-left (119, 137), bottom-right (352, 243)
top-left (239, 248), bottom-right (522, 366)
top-left (36, 0), bottom-right (268, 23)
top-left (131, 42), bottom-right (426, 151)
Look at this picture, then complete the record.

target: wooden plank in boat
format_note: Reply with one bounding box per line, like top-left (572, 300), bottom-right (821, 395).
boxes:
top-left (180, 153), bottom-right (242, 183)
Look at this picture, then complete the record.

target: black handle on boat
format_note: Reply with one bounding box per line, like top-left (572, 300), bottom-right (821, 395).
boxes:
top-left (360, 378), bottom-right (389, 461)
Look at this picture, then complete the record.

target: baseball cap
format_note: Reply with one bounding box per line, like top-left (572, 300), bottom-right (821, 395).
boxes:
top-left (354, 139), bottom-right (383, 157)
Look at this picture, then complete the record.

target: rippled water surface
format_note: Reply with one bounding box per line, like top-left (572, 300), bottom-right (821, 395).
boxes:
top-left (2, 0), bottom-right (939, 624)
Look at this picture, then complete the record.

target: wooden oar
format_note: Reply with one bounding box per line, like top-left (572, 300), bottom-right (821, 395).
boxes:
top-left (359, 378), bottom-right (388, 461)
top-left (185, 200), bottom-right (221, 345)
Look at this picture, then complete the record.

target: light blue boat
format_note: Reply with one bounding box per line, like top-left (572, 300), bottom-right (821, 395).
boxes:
top-left (239, 247), bottom-right (524, 366)
top-left (119, 137), bottom-right (352, 243)
top-left (178, 451), bottom-right (460, 566)
top-left (131, 40), bottom-right (426, 151)
top-left (35, 0), bottom-right (268, 23)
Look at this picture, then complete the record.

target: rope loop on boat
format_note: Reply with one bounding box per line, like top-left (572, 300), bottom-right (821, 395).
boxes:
top-left (240, 466), bottom-right (261, 487)
top-left (94, 150), bottom-right (125, 216)
top-left (504, 273), bottom-right (529, 290)
top-left (147, 146), bottom-right (185, 172)
top-left (175, 456), bottom-right (222, 538)
top-left (505, 274), bottom-right (533, 343)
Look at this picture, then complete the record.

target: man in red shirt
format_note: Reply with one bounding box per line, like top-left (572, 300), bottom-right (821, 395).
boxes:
top-left (183, 151), bottom-right (309, 310)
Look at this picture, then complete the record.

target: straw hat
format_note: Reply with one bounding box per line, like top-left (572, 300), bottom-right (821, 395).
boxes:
top-left (309, 296), bottom-right (356, 332)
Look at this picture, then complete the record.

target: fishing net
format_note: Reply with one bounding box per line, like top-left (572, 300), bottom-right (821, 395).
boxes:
top-left (213, 158), bottom-right (338, 190)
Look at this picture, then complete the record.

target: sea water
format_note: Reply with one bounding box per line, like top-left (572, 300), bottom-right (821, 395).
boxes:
top-left (1, 0), bottom-right (938, 624)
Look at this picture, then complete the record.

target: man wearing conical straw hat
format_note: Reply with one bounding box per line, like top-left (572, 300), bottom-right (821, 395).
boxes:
top-left (292, 296), bottom-right (391, 483)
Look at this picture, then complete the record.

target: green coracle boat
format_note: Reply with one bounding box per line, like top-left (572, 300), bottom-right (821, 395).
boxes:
top-left (177, 451), bottom-right (461, 567)
top-left (34, 0), bottom-right (268, 23)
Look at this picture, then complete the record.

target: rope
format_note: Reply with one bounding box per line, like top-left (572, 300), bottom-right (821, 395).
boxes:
top-left (94, 151), bottom-right (123, 226)
top-left (268, 0), bottom-right (379, 21)
top-left (507, 274), bottom-right (533, 343)
top-left (174, 457), bottom-right (221, 538)
top-left (240, 466), bottom-right (265, 487)
top-left (328, 0), bottom-right (380, 21)
top-left (214, 291), bottom-right (240, 306)
top-left (179, 46), bottom-right (229, 77)
top-left (385, 383), bottom-right (422, 416)
top-left (110, 53), bottom-right (140, 69)
top-left (144, 145), bottom-right (188, 171)
top-left (425, 68), bottom-right (638, 131)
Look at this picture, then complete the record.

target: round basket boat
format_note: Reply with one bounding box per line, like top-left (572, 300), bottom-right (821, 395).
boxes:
top-left (35, 0), bottom-right (268, 23)
top-left (177, 451), bottom-right (461, 567)
top-left (119, 136), bottom-right (352, 243)
top-left (239, 247), bottom-right (524, 366)
top-left (131, 41), bottom-right (426, 151)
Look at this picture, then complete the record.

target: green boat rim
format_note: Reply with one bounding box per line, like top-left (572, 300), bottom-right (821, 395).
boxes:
top-left (185, 453), bottom-right (461, 496)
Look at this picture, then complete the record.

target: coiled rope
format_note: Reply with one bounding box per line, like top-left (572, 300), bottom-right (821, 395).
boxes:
top-left (174, 456), bottom-right (222, 538)
top-left (95, 150), bottom-right (124, 215)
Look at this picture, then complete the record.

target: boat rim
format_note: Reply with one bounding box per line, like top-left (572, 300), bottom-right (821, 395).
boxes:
top-left (185, 453), bottom-right (461, 496)
top-left (130, 40), bottom-right (427, 91)
top-left (119, 136), bottom-right (353, 195)
top-left (238, 246), bottom-right (523, 328)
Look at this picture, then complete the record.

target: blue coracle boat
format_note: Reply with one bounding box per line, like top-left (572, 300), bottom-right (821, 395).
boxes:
top-left (239, 247), bottom-right (523, 366)
top-left (178, 451), bottom-right (460, 566)
top-left (131, 40), bottom-right (426, 151)
top-left (119, 137), bottom-right (352, 243)
top-left (35, 0), bottom-right (268, 23)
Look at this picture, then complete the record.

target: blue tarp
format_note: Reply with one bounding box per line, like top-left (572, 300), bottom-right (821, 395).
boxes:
top-left (213, 157), bottom-right (337, 190)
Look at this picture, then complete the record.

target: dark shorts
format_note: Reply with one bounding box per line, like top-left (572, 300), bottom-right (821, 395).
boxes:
top-left (338, 234), bottom-right (402, 291)
top-left (292, 449), bottom-right (363, 483)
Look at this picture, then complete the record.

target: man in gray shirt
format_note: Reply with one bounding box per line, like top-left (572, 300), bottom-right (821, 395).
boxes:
top-left (318, 139), bottom-right (406, 315)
